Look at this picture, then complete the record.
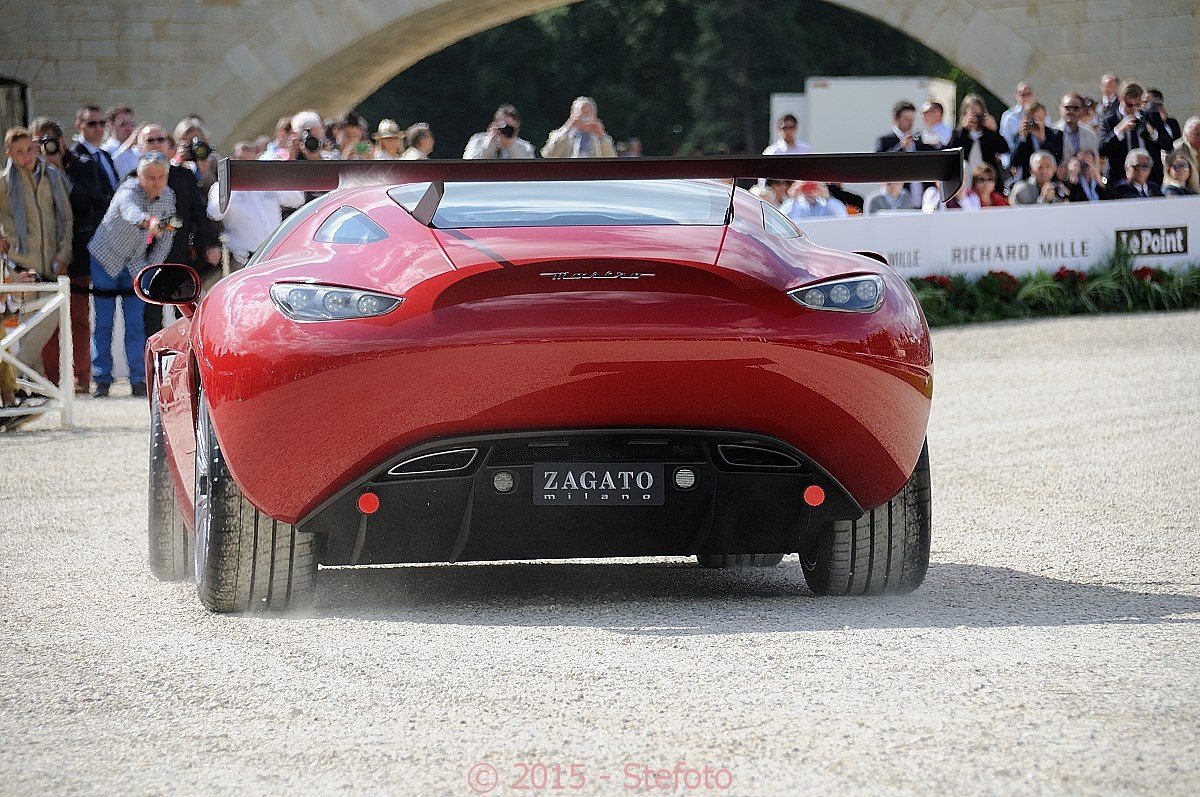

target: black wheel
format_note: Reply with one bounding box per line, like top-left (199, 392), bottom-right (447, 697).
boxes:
top-left (194, 396), bottom-right (316, 612)
top-left (148, 378), bottom-right (189, 580)
top-left (696, 554), bottom-right (786, 569)
top-left (801, 441), bottom-right (931, 596)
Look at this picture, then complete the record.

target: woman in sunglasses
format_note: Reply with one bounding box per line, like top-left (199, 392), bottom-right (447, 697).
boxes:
top-left (946, 163), bottom-right (1010, 210)
top-left (1162, 150), bottom-right (1196, 197)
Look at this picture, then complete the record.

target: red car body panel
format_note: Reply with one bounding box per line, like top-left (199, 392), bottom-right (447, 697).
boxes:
top-left (150, 183), bottom-right (932, 529)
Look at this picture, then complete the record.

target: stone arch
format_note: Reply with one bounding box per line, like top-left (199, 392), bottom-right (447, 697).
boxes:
top-left (193, 0), bottom-right (578, 147)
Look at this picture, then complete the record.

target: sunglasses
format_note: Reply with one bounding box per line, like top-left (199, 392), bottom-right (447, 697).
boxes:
top-left (1169, 162), bottom-right (1190, 170)
top-left (143, 136), bottom-right (168, 145)
top-left (1131, 164), bottom-right (1152, 171)
top-left (82, 120), bottom-right (105, 127)
top-left (1062, 104), bottom-right (1083, 111)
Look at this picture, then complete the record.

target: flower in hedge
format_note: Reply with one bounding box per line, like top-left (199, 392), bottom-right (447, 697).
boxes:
top-left (978, 269), bottom-right (1021, 298)
top-left (1053, 266), bottom-right (1088, 285)
top-left (921, 274), bottom-right (953, 290)
top-left (1132, 266), bottom-right (1167, 284)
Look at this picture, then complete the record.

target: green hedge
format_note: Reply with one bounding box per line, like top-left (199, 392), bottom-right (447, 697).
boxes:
top-left (908, 252), bottom-right (1200, 327)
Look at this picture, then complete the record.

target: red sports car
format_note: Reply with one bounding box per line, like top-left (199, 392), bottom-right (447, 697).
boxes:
top-left (138, 153), bottom-right (960, 612)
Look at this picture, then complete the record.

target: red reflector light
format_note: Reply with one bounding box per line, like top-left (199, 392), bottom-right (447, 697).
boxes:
top-left (803, 485), bottom-right (825, 507)
top-left (357, 492), bottom-right (380, 514)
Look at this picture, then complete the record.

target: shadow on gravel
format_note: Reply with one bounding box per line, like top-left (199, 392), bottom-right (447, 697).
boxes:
top-left (309, 560), bottom-right (1200, 633)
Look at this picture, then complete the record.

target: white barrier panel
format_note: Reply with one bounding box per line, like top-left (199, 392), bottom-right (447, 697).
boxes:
top-left (799, 195), bottom-right (1200, 278)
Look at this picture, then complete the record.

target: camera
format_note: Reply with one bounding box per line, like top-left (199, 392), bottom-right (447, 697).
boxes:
top-left (496, 124), bottom-right (516, 138)
top-left (300, 130), bottom-right (322, 153)
top-left (974, 113), bottom-right (985, 127)
top-left (182, 137), bottom-right (212, 162)
top-left (37, 136), bottom-right (60, 156)
top-left (1080, 160), bottom-right (1091, 173)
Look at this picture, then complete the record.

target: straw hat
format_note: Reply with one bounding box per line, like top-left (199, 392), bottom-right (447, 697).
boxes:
top-left (374, 119), bottom-right (403, 140)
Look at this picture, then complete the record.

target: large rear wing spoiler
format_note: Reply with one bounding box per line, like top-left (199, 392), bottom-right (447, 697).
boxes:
top-left (218, 150), bottom-right (963, 219)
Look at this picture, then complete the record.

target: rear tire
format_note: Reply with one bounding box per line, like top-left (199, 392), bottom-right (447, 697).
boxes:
top-left (801, 441), bottom-right (931, 596)
top-left (193, 396), bottom-right (316, 612)
top-left (696, 553), bottom-right (786, 569)
top-left (148, 378), bottom-right (189, 580)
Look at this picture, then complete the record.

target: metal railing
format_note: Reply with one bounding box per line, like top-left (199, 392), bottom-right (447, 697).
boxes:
top-left (1, 275), bottom-right (73, 428)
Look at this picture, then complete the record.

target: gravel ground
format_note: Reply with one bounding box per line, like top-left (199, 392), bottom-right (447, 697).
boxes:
top-left (2, 311), bottom-right (1198, 797)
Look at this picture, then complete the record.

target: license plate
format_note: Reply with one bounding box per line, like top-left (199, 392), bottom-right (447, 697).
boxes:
top-left (534, 463), bottom-right (665, 506)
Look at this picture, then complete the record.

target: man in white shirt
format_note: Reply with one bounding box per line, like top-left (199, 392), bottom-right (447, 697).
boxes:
top-left (918, 101), bottom-right (952, 148)
top-left (762, 114), bottom-right (812, 155)
top-left (101, 104), bottom-right (139, 179)
top-left (999, 82), bottom-right (1033, 168)
top-left (207, 142), bottom-right (304, 270)
top-left (464, 104), bottom-right (536, 159)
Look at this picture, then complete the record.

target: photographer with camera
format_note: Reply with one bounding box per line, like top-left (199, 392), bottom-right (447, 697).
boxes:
top-left (542, 97), bottom-right (617, 159)
top-left (261, 109), bottom-right (333, 163)
top-left (1099, 80), bottom-right (1164, 185)
top-left (947, 94), bottom-right (1009, 181)
top-left (136, 124), bottom-right (219, 337)
top-left (1063, 150), bottom-right (1108, 203)
top-left (31, 116), bottom-right (99, 393)
top-left (1009, 150), bottom-right (1070, 206)
top-left (1010, 101), bottom-right (1064, 182)
top-left (464, 105), bottom-right (535, 160)
top-left (87, 151), bottom-right (177, 398)
top-left (172, 117), bottom-right (219, 194)
top-left (1142, 89), bottom-right (1181, 143)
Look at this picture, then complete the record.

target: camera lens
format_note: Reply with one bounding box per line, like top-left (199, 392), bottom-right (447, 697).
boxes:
top-left (497, 124), bottom-right (516, 138)
top-left (301, 131), bottom-right (321, 152)
top-left (38, 137), bottom-right (60, 155)
top-left (189, 138), bottom-right (212, 161)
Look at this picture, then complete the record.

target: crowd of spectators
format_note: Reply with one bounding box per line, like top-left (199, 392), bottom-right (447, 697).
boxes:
top-left (753, 73), bottom-right (1198, 221)
top-left (1, 75), bottom-right (1197, 425)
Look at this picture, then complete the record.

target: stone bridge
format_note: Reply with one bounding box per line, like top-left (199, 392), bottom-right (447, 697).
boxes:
top-left (5, 0), bottom-right (1197, 148)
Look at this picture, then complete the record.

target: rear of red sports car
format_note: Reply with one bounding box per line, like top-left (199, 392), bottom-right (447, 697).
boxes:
top-left (146, 158), bottom-right (949, 610)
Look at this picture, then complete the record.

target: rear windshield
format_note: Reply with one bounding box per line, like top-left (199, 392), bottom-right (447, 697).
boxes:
top-left (388, 179), bottom-right (730, 229)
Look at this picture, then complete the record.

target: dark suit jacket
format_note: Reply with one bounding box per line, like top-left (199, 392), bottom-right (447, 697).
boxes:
top-left (165, 165), bottom-right (217, 267)
top-left (875, 132), bottom-right (936, 154)
top-left (1162, 116), bottom-right (1182, 143)
top-left (1010, 127), bottom-right (1064, 181)
top-left (946, 127), bottom-right (1009, 178)
top-left (1109, 179), bottom-right (1163, 199)
top-left (874, 133), bottom-right (935, 204)
top-left (1066, 179), bottom-right (1110, 202)
top-left (1099, 111), bottom-right (1166, 184)
top-left (66, 143), bottom-right (116, 278)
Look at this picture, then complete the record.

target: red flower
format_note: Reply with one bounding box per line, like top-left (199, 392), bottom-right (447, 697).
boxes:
top-left (1133, 266), bottom-right (1155, 282)
top-left (1053, 266), bottom-right (1087, 285)
top-left (922, 275), bottom-right (952, 289)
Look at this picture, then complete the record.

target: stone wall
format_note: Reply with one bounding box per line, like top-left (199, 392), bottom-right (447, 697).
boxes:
top-left (5, 0), bottom-right (1197, 149)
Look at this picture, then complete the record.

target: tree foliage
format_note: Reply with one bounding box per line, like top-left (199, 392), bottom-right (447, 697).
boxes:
top-left (357, 0), bottom-right (1003, 157)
